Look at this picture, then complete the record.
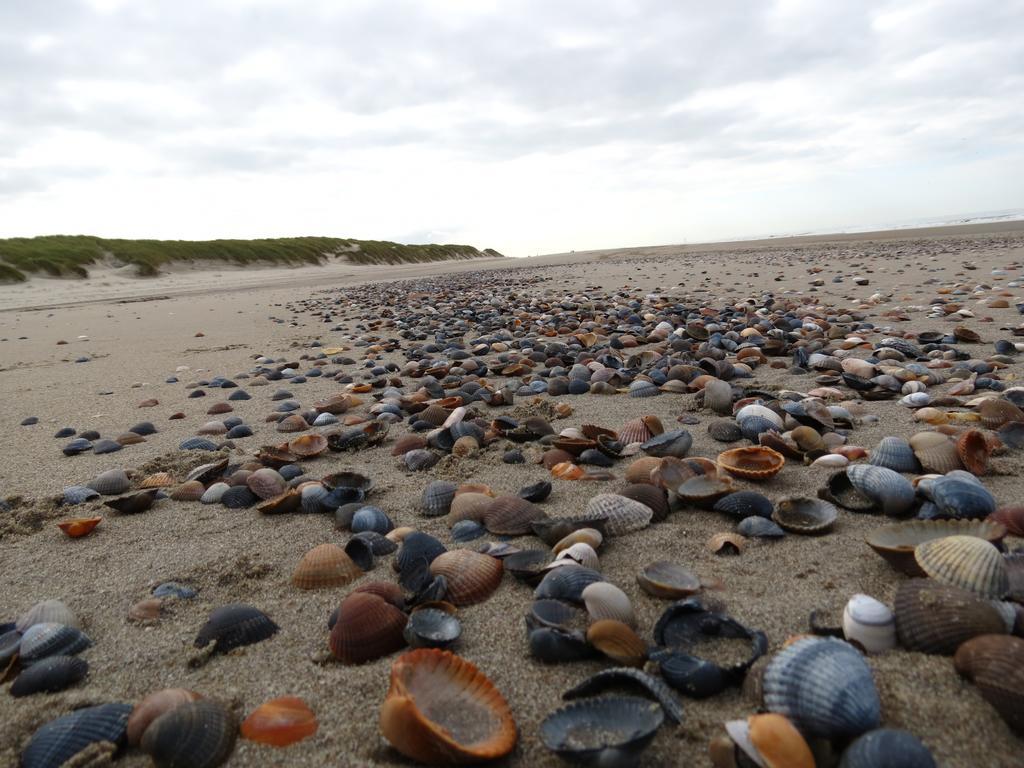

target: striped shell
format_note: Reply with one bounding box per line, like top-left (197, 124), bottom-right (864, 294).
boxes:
top-left (87, 469), bottom-right (131, 495)
top-left (171, 481), bottom-right (206, 501)
top-left (329, 592), bottom-right (407, 664)
top-left (10, 655), bottom-right (89, 697)
top-left (21, 703), bottom-right (132, 768)
top-left (909, 432), bottom-right (963, 474)
top-left (838, 729), bottom-right (937, 768)
top-left (894, 579), bottom-right (1007, 654)
top-left (866, 519), bottom-right (1007, 576)
top-left (618, 484), bottom-right (669, 521)
top-left (555, 542), bottom-right (600, 571)
top-left (534, 565), bottom-right (605, 603)
top-left (956, 429), bottom-right (990, 475)
top-left (619, 418), bottom-right (655, 446)
top-left (845, 464), bottom-right (916, 516)
top-left (420, 480), bottom-right (457, 517)
top-left (581, 582), bottom-right (635, 627)
top-left (868, 437), bottom-right (921, 473)
top-left (194, 604), bottom-right (279, 653)
top-left (140, 699), bottom-right (236, 768)
top-left (583, 494), bottom-right (653, 536)
top-left (978, 398), bottom-right (1024, 429)
top-left (929, 476), bottom-right (996, 519)
top-left (292, 544), bottom-right (363, 589)
top-left (17, 600), bottom-right (79, 632)
top-left (139, 472), bottom-right (175, 488)
top-left (772, 497), bottom-right (837, 535)
top-left (703, 379), bottom-right (733, 414)
top-left (446, 492), bottom-right (492, 525)
top-left (246, 468), bottom-right (287, 500)
top-left (127, 689), bottom-right (203, 746)
top-left (914, 535), bottom-right (1008, 598)
top-left (429, 550), bottom-right (503, 606)
top-left (19, 623), bottom-right (91, 665)
top-left (482, 495), bottom-right (547, 536)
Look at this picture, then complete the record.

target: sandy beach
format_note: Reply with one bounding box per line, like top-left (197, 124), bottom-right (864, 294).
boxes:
top-left (2, 221), bottom-right (1024, 767)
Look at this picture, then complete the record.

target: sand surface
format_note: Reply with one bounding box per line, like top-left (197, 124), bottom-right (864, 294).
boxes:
top-left (2, 222), bottom-right (1024, 766)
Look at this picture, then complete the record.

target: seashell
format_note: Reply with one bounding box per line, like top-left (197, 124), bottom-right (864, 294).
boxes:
top-left (846, 464), bottom-right (916, 516)
top-left (618, 483), bottom-right (669, 521)
top-left (708, 531), bottom-right (746, 554)
top-left (677, 475), bottom-right (735, 508)
top-left (153, 581), bottom-right (196, 600)
top-left (429, 550), bottom-right (503, 606)
top-left (380, 648), bottom-right (516, 764)
top-left (640, 429), bottom-right (693, 458)
top-left (909, 431), bottom-right (963, 474)
top-left (180, 436), bottom-right (220, 450)
top-left (866, 519), bottom-right (1006, 576)
top-left (553, 528), bottom-right (604, 555)
top-left (717, 446), bottom-right (785, 480)
top-left (87, 468), bottom-right (131, 495)
top-left (128, 598), bottom-right (165, 623)
top-left (726, 713), bottom-right (815, 768)
top-left (57, 516), bottom-right (102, 538)
top-left (20, 623), bottom-right (91, 665)
top-left (186, 458), bottom-right (228, 484)
top-left (534, 564), bottom-right (605, 603)
top-left (141, 698), bottom-right (236, 768)
top-left (289, 433), bottom-right (328, 458)
top-left (10, 655), bottom-right (89, 697)
top-left (198, 420), bottom-right (227, 435)
top-left (703, 379), bottom-right (734, 414)
top-left (978, 398), bottom-right (1024, 429)
top-left (62, 485), bottom-right (100, 505)
top-left (246, 467), bottom-right (287, 500)
top-left (219, 485), bottom-right (257, 509)
top-left (584, 493), bottom-right (653, 535)
top-left (555, 542), bottom-right (600, 571)
top-left (257, 488), bottom-right (300, 515)
top-left (351, 505), bottom-right (394, 535)
top-left (17, 599), bottom-right (79, 632)
top-left (581, 582), bottom-right (635, 626)
top-left (393, 434), bottom-right (428, 456)
top-left (421, 480), bottom-right (458, 516)
top-left (540, 696), bottom-right (663, 766)
top-left (330, 591), bottom-right (407, 664)
top-left (624, 456), bottom-right (661, 484)
top-left (738, 516), bottom-right (786, 538)
top-left (532, 516), bottom-right (608, 547)
top-left (868, 437), bottom-right (921, 473)
top-left (953, 634), bottom-right (1024, 734)
top-left (240, 696), bottom-right (318, 747)
top-left (735, 403), bottom-right (784, 428)
top-left (21, 702), bottom-right (133, 768)
top-left (914, 535), bottom-right (1008, 598)
top-left (138, 471), bottom-right (175, 489)
top-left (811, 453), bottom-right (849, 468)
top-left (838, 728), bottom-right (938, 768)
top-left (930, 475), bottom-right (996, 519)
top-left (519, 479), bottom-right (554, 503)
top-left (714, 490), bottom-right (773, 519)
top-left (345, 532), bottom-right (389, 566)
top-left (900, 392), bottom-right (932, 408)
top-left (292, 543), bottom-right (362, 589)
top-left (619, 417), bottom-right (656, 445)
top-left (395, 532), bottom-right (448, 588)
top-left (790, 425), bottom-right (825, 453)
top-left (956, 429), bottom-right (990, 475)
top-left (127, 689), bottom-right (204, 746)
top-left (194, 604), bottom-right (278, 654)
top-left (989, 506), bottom-right (1024, 536)
top-left (200, 482), bottom-right (230, 504)
top-left (483, 495), bottom-right (547, 535)
top-left (629, 379), bottom-right (660, 398)
top-left (403, 608), bottom-right (461, 649)
top-left (842, 594), bottom-right (896, 654)
top-left (636, 561), bottom-right (700, 600)
top-left (404, 448), bottom-right (440, 471)
top-left (92, 438), bottom-right (124, 454)
top-left (820, 471), bottom-right (874, 512)
top-left (105, 488), bottom-right (160, 514)
top-left (760, 430), bottom-right (801, 459)
top-left (447, 492), bottom-right (492, 525)
top-left (562, 668), bottom-right (682, 723)
top-left (170, 480), bottom-right (205, 501)
top-left (585, 621), bottom-right (647, 667)
top-left (772, 497), bottom-right (837, 535)
top-left (708, 420), bottom-right (744, 442)
top-left (894, 579), bottom-right (1007, 654)
top-left (762, 636), bottom-right (880, 738)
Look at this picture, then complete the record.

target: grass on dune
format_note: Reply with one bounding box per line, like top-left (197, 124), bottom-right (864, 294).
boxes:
top-left (0, 235), bottom-right (503, 282)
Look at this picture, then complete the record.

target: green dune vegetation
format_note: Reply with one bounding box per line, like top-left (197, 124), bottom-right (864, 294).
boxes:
top-left (0, 235), bottom-right (503, 282)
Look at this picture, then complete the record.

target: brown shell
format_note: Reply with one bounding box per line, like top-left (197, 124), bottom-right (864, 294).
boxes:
top-left (747, 713), bottom-right (815, 768)
top-left (379, 649), bottom-right (516, 764)
top-left (446, 493), bottom-right (493, 525)
top-left (128, 598), bottom-right (164, 624)
top-left (207, 402), bottom-right (234, 415)
top-left (57, 516), bottom-right (102, 538)
top-left (866, 519), bottom-right (1007, 576)
top-left (989, 507), bottom-right (1024, 537)
top-left (542, 449), bottom-right (576, 470)
top-left (289, 433), bottom-right (328, 458)
top-left (329, 592), bottom-right (407, 664)
top-left (760, 431), bottom-right (803, 459)
top-left (392, 434), bottom-right (428, 456)
top-left (138, 472), bottom-right (175, 489)
top-left (619, 418), bottom-right (655, 445)
top-left (451, 436), bottom-right (479, 457)
top-left (636, 561), bottom-right (701, 599)
top-left (717, 446), bottom-right (785, 480)
top-left (677, 475), bottom-right (735, 507)
top-left (978, 398), bottom-right (1024, 429)
top-left (953, 634), bottom-right (1024, 733)
top-left (909, 431), bottom-right (963, 474)
top-left (552, 528), bottom-right (603, 555)
top-left (257, 489), bottom-right (301, 514)
top-left (313, 393), bottom-right (354, 414)
top-left (170, 481), bottom-right (206, 501)
top-left (127, 688), bottom-right (202, 746)
top-left (956, 429), bottom-right (990, 475)
top-left (117, 432), bottom-right (146, 445)
top-left (618, 484), bottom-right (670, 522)
top-left (352, 581), bottom-right (407, 609)
top-left (624, 457), bottom-right (662, 485)
top-left (292, 544), bottom-right (362, 589)
top-left (789, 426), bottom-right (825, 453)
top-left (894, 579), bottom-right (1007, 654)
top-left (418, 404), bottom-right (451, 427)
top-left (246, 468), bottom-right (287, 500)
top-left (708, 532), bottom-right (746, 555)
top-left (586, 619), bottom-right (648, 667)
top-left (482, 496), bottom-right (547, 535)
top-left (276, 414), bottom-right (309, 433)
top-left (429, 550), bottom-right (503, 606)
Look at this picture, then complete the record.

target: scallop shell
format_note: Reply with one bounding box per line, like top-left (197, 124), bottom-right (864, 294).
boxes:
top-left (57, 516), bottom-right (102, 539)
top-left (584, 493), bottom-right (653, 535)
top-left (763, 636), bottom-right (880, 738)
top-left (845, 464), bottom-right (916, 516)
top-left (868, 437), bottom-right (921, 473)
top-left (581, 581), bottom-right (635, 626)
top-left (420, 480), bottom-right (458, 517)
top-left (483, 495), bottom-right (547, 536)
top-left (540, 696), bottom-right (663, 766)
top-left (87, 469), bottom-right (131, 495)
top-left (909, 431), bottom-right (963, 474)
top-left (429, 550), bottom-right (503, 606)
top-left (894, 579), bottom-right (1007, 654)
top-left (292, 543), bottom-right (362, 589)
top-left (914, 535), bottom-right (1008, 598)
top-left (842, 594), bottom-right (896, 654)
top-left (240, 696), bottom-right (318, 747)
top-left (10, 655), bottom-right (89, 697)
top-left (534, 564), bottom-right (605, 603)
top-left (618, 484), bottom-right (669, 522)
top-left (21, 702), bottom-right (133, 768)
top-left (865, 519), bottom-right (1007, 576)
top-left (585, 621), bottom-right (648, 667)
top-left (838, 728), bottom-right (938, 768)
top-left (953, 634), bottom-right (1024, 734)
top-left (127, 688), bottom-right (203, 746)
top-left (329, 592), bottom-right (407, 664)
top-left (141, 698), bottom-right (236, 768)
top-left (717, 446), bottom-right (785, 480)
top-left (772, 497), bottom-right (838, 535)
top-left (619, 418), bottom-right (656, 445)
top-left (194, 604), bottom-right (278, 654)
top-left (138, 472), bottom-right (175, 489)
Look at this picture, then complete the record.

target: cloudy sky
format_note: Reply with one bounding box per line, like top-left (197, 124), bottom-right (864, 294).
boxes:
top-left (1, 0), bottom-right (1021, 256)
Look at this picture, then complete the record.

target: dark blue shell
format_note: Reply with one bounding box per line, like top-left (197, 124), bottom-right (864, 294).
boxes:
top-left (194, 604), bottom-right (278, 653)
top-left (21, 702), bottom-right (132, 768)
top-left (11, 655), bottom-right (89, 697)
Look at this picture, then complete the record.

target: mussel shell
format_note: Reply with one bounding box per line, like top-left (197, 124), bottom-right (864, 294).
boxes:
top-left (838, 728), bottom-right (937, 768)
top-left (529, 626), bottom-right (595, 663)
top-left (640, 429), bottom-right (693, 458)
top-left (194, 604), bottom-right (278, 653)
top-left (504, 549), bottom-right (552, 585)
top-left (651, 649), bottom-right (735, 698)
top-left (140, 698), bottom-right (236, 768)
top-left (10, 655), bottom-right (88, 697)
top-left (403, 609), bottom-right (462, 649)
top-left (894, 579), bottom-right (1006, 654)
top-left (762, 636), bottom-right (881, 738)
top-left (563, 668), bottom-right (682, 724)
top-left (21, 702), bottom-right (133, 768)
top-left (540, 695), bottom-right (664, 766)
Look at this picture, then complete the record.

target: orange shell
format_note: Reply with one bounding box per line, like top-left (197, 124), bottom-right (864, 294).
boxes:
top-left (380, 649), bottom-right (516, 764)
top-left (429, 550), bottom-right (503, 606)
top-left (747, 713), bottom-right (815, 768)
top-left (127, 688), bottom-right (202, 746)
top-left (717, 446), bottom-right (785, 480)
top-left (138, 472), bottom-right (175, 488)
top-left (57, 516), bottom-right (102, 538)
top-left (289, 433), bottom-right (328, 458)
top-left (329, 592), bottom-right (407, 664)
top-left (624, 457), bottom-right (662, 485)
top-left (586, 620), bottom-right (647, 667)
top-left (989, 507), bottom-right (1024, 537)
top-left (551, 461), bottom-right (585, 480)
top-left (956, 429), bottom-right (990, 475)
top-left (292, 544), bottom-right (362, 589)
top-left (241, 696), bottom-right (318, 747)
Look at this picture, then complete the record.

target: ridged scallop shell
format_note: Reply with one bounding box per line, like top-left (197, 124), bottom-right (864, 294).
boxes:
top-left (240, 697), bottom-right (318, 747)
top-left (914, 535), bottom-right (1008, 598)
top-left (703, 379), bottom-right (733, 414)
top-left (714, 491), bottom-right (774, 519)
top-left (218, 485), bottom-right (257, 509)
top-left (583, 493), bottom-right (653, 536)
top-left (845, 464), bottom-right (916, 516)
top-left (87, 469), bottom-right (131, 495)
top-left (380, 649), bottom-right (516, 764)
top-left (865, 519), bottom-right (1006, 576)
top-left (617, 484), bottom-right (669, 522)
top-left (868, 437), bottom-right (921, 473)
top-left (429, 550), bottom-right (503, 606)
top-left (20, 623), bottom-right (91, 665)
top-left (170, 480), bottom-right (206, 501)
top-left (138, 472), bottom-right (175, 489)
top-left (329, 592), bottom-right (407, 664)
top-left (585, 621), bottom-right (648, 667)
top-left (141, 699), bottom-right (236, 768)
top-left (894, 579), bottom-right (1007, 654)
top-left (717, 446), bottom-right (785, 480)
top-left (17, 600), bottom-right (79, 633)
top-left (838, 728), bottom-right (937, 768)
top-left (194, 604), bottom-right (278, 653)
top-left (978, 398), bottom-right (1024, 429)
top-left (292, 543), bottom-right (362, 589)
top-left (534, 565), bottom-right (605, 603)
top-left (619, 418), bottom-right (655, 446)
top-left (482, 495), bottom-right (547, 535)
top-left (930, 476), bottom-right (996, 519)
top-left (127, 688), bottom-right (203, 746)
top-left (540, 696), bottom-right (663, 765)
top-left (581, 582), bottom-right (635, 626)
top-left (763, 637), bottom-right (880, 738)
top-left (909, 431), bottom-right (963, 474)
top-left (420, 480), bottom-right (457, 517)
top-left (10, 655), bottom-right (89, 697)
top-left (953, 634), bottom-right (1024, 734)
top-left (21, 702), bottom-right (132, 768)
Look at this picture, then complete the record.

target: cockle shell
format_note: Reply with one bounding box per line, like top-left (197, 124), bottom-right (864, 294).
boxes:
top-left (87, 469), bottom-right (131, 495)
top-left (868, 437), bottom-right (921, 473)
top-left (725, 713), bottom-right (815, 768)
top-left (717, 446), bottom-right (785, 480)
top-left (140, 699), bottom-right (236, 768)
top-left (584, 493), bottom-right (653, 535)
top-left (540, 696), bottom-right (663, 766)
top-left (909, 432), bottom-right (963, 474)
top-left (914, 535), bottom-right (1008, 598)
top-left (482, 495), bottom-right (547, 535)
top-left (703, 379), bottom-right (734, 414)
top-left (865, 519), bottom-right (1006, 576)
top-left (17, 600), bottom-right (79, 633)
top-left (19, 623), bottom-right (91, 665)
top-left (929, 475), bottom-right (996, 519)
top-left (10, 655), bottom-right (89, 697)
top-left (429, 550), bottom-right (503, 606)
top-left (555, 542), bottom-right (600, 571)
top-left (585, 621), bottom-right (648, 667)
top-left (534, 565), bottom-right (604, 603)
top-left (127, 689), bottom-right (203, 746)
top-left (894, 579), bottom-right (1007, 654)
top-left (562, 668), bottom-right (682, 723)
top-left (21, 703), bottom-right (133, 768)
top-left (581, 582), bottom-right (635, 627)
top-left (329, 592), bottom-right (406, 664)
top-left (953, 634), bottom-right (1024, 734)
top-left (292, 544), bottom-right (363, 589)
top-left (194, 604), bottom-right (278, 654)
top-left (772, 498), bottom-right (837, 535)
top-left (845, 464), bottom-right (916, 516)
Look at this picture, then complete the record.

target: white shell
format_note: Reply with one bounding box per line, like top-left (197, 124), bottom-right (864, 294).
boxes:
top-left (442, 406), bottom-right (467, 429)
top-left (556, 543), bottom-right (600, 571)
top-left (583, 494), bottom-right (653, 536)
top-left (581, 581), bottom-right (636, 627)
top-left (811, 454), bottom-right (849, 468)
top-left (842, 594), bottom-right (896, 654)
top-left (200, 482), bottom-right (230, 504)
top-left (900, 392), bottom-right (931, 408)
top-left (735, 404), bottom-right (783, 428)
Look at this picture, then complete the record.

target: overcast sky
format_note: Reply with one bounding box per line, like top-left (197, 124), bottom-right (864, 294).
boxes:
top-left (1, 0), bottom-right (1021, 256)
